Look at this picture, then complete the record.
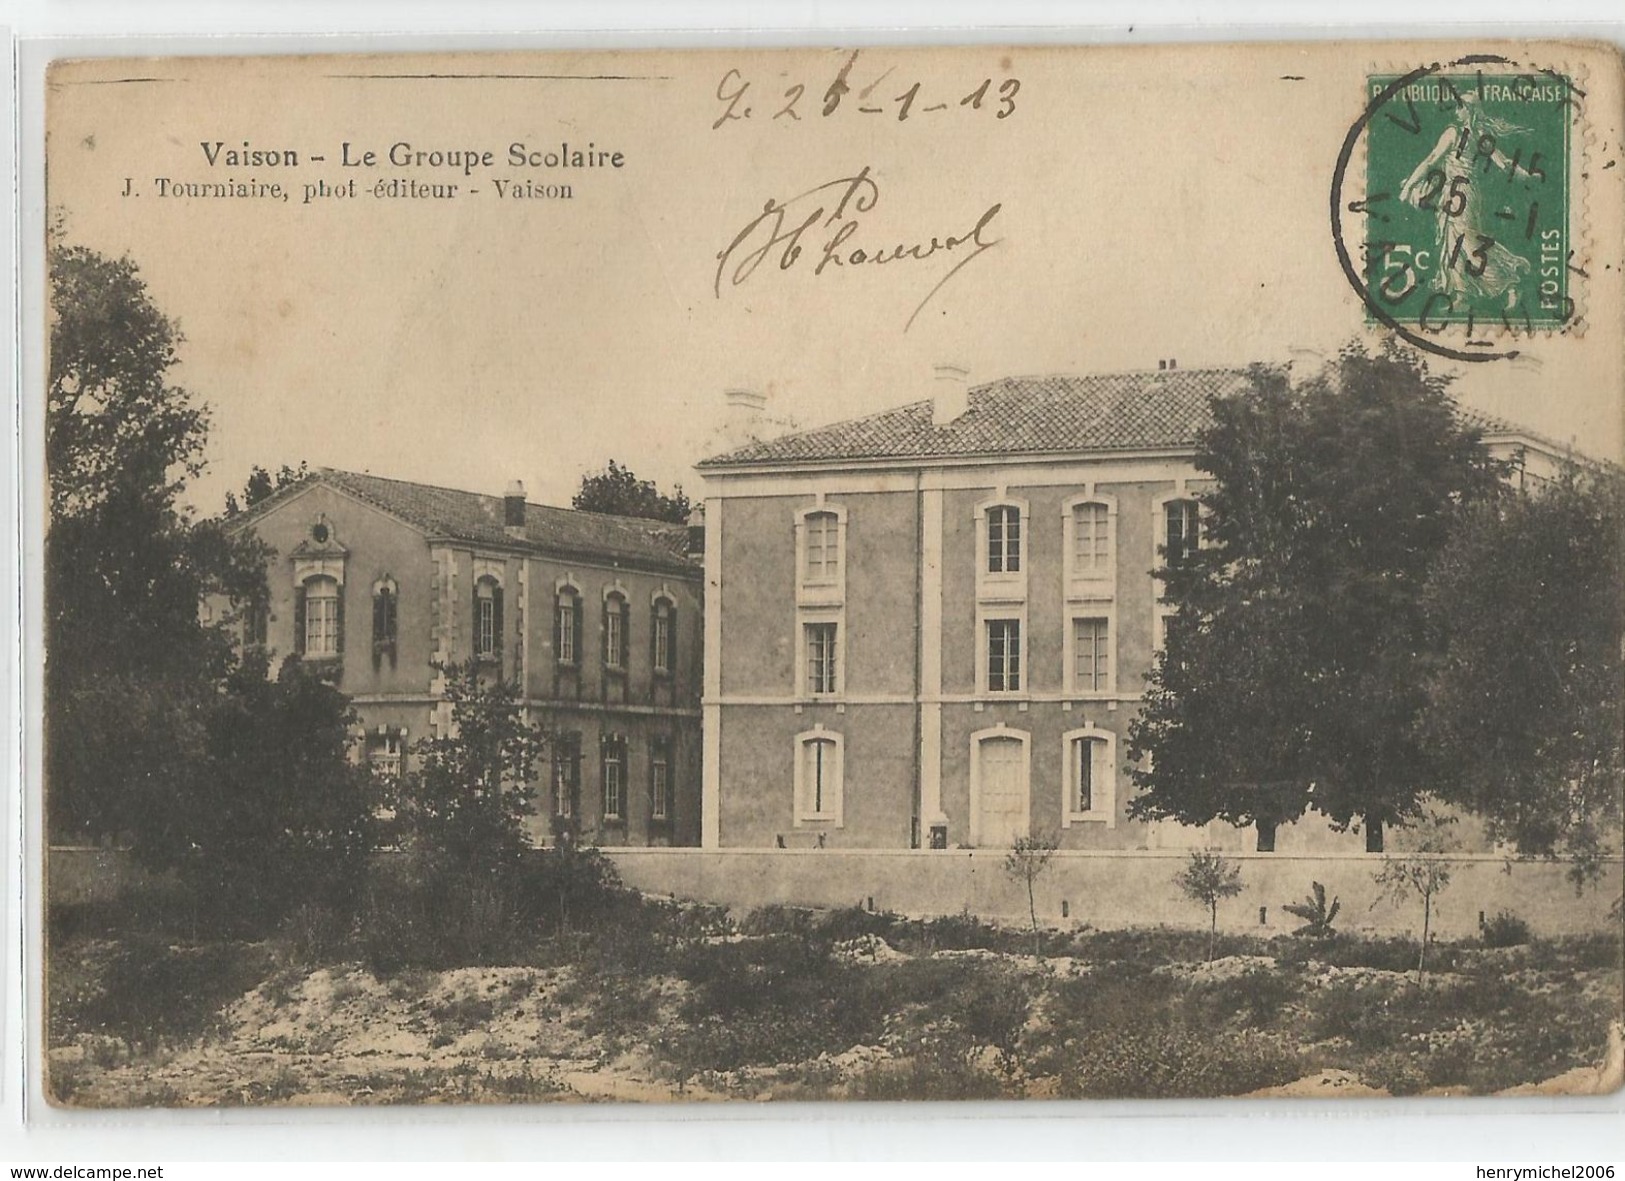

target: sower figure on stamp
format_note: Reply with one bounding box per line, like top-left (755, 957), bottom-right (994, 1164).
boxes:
top-left (1398, 94), bottom-right (1533, 311)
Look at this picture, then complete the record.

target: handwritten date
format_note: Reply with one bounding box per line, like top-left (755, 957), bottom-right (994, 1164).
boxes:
top-left (713, 50), bottom-right (1020, 129)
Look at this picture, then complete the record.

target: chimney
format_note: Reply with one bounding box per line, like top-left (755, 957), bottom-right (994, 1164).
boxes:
top-left (503, 480), bottom-right (527, 534)
top-left (724, 388), bottom-right (767, 450)
top-left (932, 363), bottom-right (970, 427)
top-left (686, 502), bottom-right (706, 558)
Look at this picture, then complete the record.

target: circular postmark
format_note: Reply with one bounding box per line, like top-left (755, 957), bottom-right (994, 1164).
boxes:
top-left (1330, 53), bottom-right (1584, 362)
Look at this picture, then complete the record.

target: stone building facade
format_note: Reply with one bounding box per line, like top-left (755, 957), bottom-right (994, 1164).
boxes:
top-left (224, 469), bottom-right (703, 847)
top-left (694, 366), bottom-right (1564, 853)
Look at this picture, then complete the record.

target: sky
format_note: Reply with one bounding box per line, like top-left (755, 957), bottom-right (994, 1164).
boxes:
top-left (45, 43), bottom-right (1625, 517)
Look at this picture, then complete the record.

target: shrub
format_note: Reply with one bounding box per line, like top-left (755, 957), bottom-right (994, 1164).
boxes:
top-left (275, 903), bottom-right (353, 967)
top-left (1055, 1026), bottom-right (1304, 1099)
top-left (1185, 966), bottom-right (1303, 1030)
top-left (817, 905), bottom-right (899, 944)
top-left (1282, 881), bottom-right (1341, 939)
top-left (52, 935), bottom-right (271, 1051)
top-left (1363, 1049), bottom-right (1427, 1096)
top-left (659, 936), bottom-right (887, 1072)
top-left (1478, 910), bottom-right (1532, 948)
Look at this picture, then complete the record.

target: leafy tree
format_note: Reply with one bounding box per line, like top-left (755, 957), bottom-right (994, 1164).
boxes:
top-left (1419, 466), bottom-right (1624, 885)
top-left (46, 245), bottom-right (268, 841)
top-left (573, 459), bottom-right (693, 524)
top-left (1174, 851), bottom-right (1244, 961)
top-left (1371, 813), bottom-right (1457, 981)
top-left (150, 652), bottom-right (378, 928)
top-left (224, 461), bottom-right (310, 517)
top-left (1128, 342), bottom-right (1505, 851)
top-left (1003, 829), bottom-right (1059, 957)
top-left (393, 663), bottom-right (547, 877)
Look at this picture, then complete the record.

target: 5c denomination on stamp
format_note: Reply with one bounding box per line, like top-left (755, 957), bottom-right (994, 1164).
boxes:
top-left (1333, 56), bottom-right (1583, 361)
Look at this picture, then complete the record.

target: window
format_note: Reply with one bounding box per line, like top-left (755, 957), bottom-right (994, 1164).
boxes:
top-left (794, 729), bottom-right (843, 824)
top-left (1073, 736), bottom-right (1099, 812)
top-left (986, 619), bottom-right (1021, 693)
top-left (1063, 728), bottom-right (1117, 827)
top-left (372, 580), bottom-right (398, 667)
top-left (553, 734), bottom-right (580, 817)
top-left (603, 592), bottom-right (629, 668)
top-left (1073, 617), bottom-right (1110, 692)
top-left (803, 511), bottom-right (841, 583)
top-left (474, 577), bottom-right (503, 661)
top-left (303, 576), bottom-right (340, 659)
top-left (651, 742), bottom-right (671, 821)
top-left (652, 598), bottom-right (674, 675)
top-left (1072, 501), bottom-right (1111, 576)
top-left (987, 505), bottom-right (1022, 574)
top-left (806, 622), bottom-right (838, 695)
top-left (368, 731), bottom-right (404, 781)
top-left (1164, 499), bottom-right (1201, 565)
top-left (556, 587), bottom-right (580, 664)
top-left (804, 739), bottom-right (834, 814)
top-left (602, 740), bottom-right (625, 821)
top-left (243, 598), bottom-right (269, 648)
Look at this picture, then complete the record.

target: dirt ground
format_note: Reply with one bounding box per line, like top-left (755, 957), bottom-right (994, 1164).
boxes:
top-left (47, 929), bottom-right (1625, 1107)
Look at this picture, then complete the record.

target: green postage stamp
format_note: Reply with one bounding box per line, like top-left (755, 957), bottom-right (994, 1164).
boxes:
top-left (1361, 65), bottom-right (1575, 340)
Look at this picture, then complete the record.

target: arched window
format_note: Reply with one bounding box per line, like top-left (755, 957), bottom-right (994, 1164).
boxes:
top-left (987, 504), bottom-right (1022, 574)
top-left (794, 730), bottom-right (844, 825)
top-left (555, 585), bottom-right (581, 665)
top-left (299, 575), bottom-right (341, 659)
top-left (803, 510), bottom-right (842, 583)
top-left (651, 596), bottom-right (676, 675)
top-left (603, 591), bottom-right (630, 668)
top-left (1071, 500), bottom-right (1112, 577)
top-left (1062, 727), bottom-right (1117, 827)
top-left (474, 576), bottom-right (503, 661)
top-left (372, 577), bottom-right (399, 668)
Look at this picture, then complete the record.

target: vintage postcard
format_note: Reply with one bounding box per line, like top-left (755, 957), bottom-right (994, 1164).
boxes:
top-left (39, 42), bottom-right (1624, 1107)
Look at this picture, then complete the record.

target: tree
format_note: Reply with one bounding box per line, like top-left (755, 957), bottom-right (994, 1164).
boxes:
top-left (45, 245), bottom-right (269, 841)
top-left (1003, 830), bottom-right (1059, 957)
top-left (147, 651), bottom-right (378, 928)
top-left (1419, 465), bottom-right (1624, 885)
top-left (224, 461), bottom-right (310, 516)
top-left (573, 459), bottom-right (693, 524)
top-left (1174, 851), bottom-right (1244, 962)
top-left (394, 663), bottom-right (547, 877)
top-left (1371, 813), bottom-right (1457, 981)
top-left (1128, 342), bottom-right (1505, 851)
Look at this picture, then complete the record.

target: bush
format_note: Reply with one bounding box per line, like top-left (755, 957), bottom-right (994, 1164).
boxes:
top-left (1363, 1049), bottom-right (1428, 1095)
top-left (817, 905), bottom-right (900, 944)
top-left (275, 903), bottom-right (353, 967)
top-left (1479, 910), bottom-right (1532, 949)
top-left (51, 934), bottom-right (271, 1050)
top-left (1185, 966), bottom-right (1303, 1030)
top-left (661, 936), bottom-right (886, 1072)
top-left (1056, 1026), bottom-right (1304, 1098)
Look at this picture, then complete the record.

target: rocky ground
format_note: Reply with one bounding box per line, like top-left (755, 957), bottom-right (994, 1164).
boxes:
top-left (48, 921), bottom-right (1625, 1107)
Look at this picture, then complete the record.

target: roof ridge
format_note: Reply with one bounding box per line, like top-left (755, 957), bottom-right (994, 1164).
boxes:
top-left (320, 468), bottom-right (687, 532)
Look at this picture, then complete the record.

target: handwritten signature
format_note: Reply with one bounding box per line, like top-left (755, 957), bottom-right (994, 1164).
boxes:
top-left (714, 166), bottom-right (1003, 331)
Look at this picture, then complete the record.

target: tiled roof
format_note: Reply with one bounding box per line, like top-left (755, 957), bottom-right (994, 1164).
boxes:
top-left (697, 368), bottom-right (1542, 468)
top-left (231, 468), bottom-right (695, 571)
